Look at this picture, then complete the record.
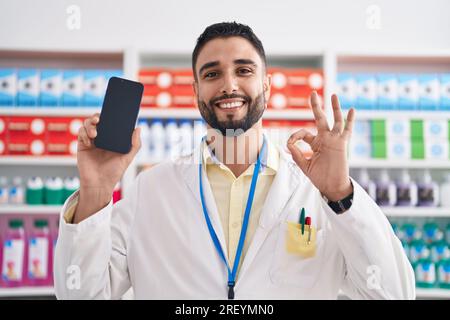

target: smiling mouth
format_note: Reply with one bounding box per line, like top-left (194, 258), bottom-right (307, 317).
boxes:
top-left (214, 100), bottom-right (246, 110)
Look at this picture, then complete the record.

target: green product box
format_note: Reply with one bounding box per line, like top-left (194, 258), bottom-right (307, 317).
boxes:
top-left (371, 120), bottom-right (386, 138)
top-left (410, 120), bottom-right (423, 140)
top-left (411, 140), bottom-right (425, 159)
top-left (371, 138), bottom-right (386, 159)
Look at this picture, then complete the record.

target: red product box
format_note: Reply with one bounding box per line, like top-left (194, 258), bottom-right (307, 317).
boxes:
top-left (267, 68), bottom-right (324, 110)
top-left (0, 117), bottom-right (8, 155)
top-left (46, 117), bottom-right (83, 155)
top-left (171, 69), bottom-right (195, 108)
top-left (8, 117), bottom-right (46, 155)
top-left (140, 69), bottom-right (173, 108)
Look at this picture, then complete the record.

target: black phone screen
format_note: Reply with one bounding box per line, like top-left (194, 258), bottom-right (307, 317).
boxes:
top-left (94, 77), bottom-right (144, 154)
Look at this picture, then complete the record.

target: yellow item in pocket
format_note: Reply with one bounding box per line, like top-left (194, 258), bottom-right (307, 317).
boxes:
top-left (285, 221), bottom-right (317, 257)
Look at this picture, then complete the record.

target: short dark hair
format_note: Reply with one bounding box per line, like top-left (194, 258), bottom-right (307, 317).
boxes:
top-left (192, 22), bottom-right (267, 80)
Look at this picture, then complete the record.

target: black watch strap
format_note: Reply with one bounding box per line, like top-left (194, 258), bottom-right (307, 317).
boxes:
top-left (324, 191), bottom-right (354, 214)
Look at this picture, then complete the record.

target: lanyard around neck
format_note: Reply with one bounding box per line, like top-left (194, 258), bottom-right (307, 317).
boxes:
top-left (198, 136), bottom-right (266, 300)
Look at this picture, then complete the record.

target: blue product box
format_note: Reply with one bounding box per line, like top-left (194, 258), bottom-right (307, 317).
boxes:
top-left (40, 69), bottom-right (62, 107)
top-left (419, 74), bottom-right (440, 110)
top-left (17, 69), bottom-right (39, 106)
top-left (398, 74), bottom-right (418, 110)
top-left (440, 74), bottom-right (450, 111)
top-left (62, 70), bottom-right (83, 106)
top-left (377, 74), bottom-right (397, 110)
top-left (0, 68), bottom-right (16, 106)
top-left (82, 70), bottom-right (106, 106)
top-left (356, 74), bottom-right (377, 110)
top-left (336, 73), bottom-right (356, 110)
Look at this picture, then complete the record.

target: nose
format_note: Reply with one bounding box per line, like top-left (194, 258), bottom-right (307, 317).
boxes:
top-left (220, 71), bottom-right (238, 95)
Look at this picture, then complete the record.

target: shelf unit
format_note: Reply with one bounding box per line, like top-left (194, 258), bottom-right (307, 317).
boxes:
top-left (1, 47), bottom-right (449, 299)
top-left (0, 287), bottom-right (55, 298)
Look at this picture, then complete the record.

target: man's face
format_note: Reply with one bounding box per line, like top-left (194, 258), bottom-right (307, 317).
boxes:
top-left (193, 37), bottom-right (271, 136)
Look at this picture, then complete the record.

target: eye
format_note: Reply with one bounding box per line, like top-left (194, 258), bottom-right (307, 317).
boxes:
top-left (238, 68), bottom-right (252, 75)
top-left (204, 71), bottom-right (218, 79)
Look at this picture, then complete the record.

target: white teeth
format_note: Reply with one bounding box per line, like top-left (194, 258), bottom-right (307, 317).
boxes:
top-left (218, 101), bottom-right (244, 109)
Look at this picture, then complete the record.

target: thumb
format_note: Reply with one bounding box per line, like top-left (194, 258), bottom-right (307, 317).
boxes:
top-left (287, 142), bottom-right (309, 173)
top-left (129, 127), bottom-right (142, 157)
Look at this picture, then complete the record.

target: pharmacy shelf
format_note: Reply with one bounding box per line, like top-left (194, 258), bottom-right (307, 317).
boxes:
top-left (382, 207), bottom-right (450, 218)
top-left (349, 159), bottom-right (450, 169)
top-left (352, 110), bottom-right (450, 120)
top-left (0, 205), bottom-right (62, 215)
top-left (0, 286), bottom-right (55, 298)
top-left (0, 156), bottom-right (76, 166)
top-left (415, 288), bottom-right (450, 299)
top-left (0, 107), bottom-right (99, 117)
top-left (138, 108), bottom-right (315, 120)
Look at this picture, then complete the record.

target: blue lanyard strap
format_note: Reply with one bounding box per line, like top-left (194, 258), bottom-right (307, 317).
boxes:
top-left (199, 136), bottom-right (266, 300)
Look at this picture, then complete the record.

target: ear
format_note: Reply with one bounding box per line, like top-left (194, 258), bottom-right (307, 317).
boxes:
top-left (192, 80), bottom-right (199, 106)
top-left (264, 73), bottom-right (271, 104)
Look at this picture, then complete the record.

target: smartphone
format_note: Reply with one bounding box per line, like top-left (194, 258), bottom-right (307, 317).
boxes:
top-left (94, 77), bottom-right (144, 154)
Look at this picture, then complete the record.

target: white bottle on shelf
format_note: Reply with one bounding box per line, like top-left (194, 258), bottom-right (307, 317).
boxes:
top-left (417, 169), bottom-right (439, 207)
top-left (0, 176), bottom-right (8, 204)
top-left (9, 176), bottom-right (25, 205)
top-left (395, 169), bottom-right (418, 207)
top-left (149, 119), bottom-right (165, 163)
top-left (440, 173), bottom-right (450, 208)
top-left (165, 119), bottom-right (181, 160)
top-left (137, 119), bottom-right (151, 161)
top-left (356, 168), bottom-right (376, 200)
top-left (375, 169), bottom-right (397, 207)
top-left (179, 120), bottom-right (193, 157)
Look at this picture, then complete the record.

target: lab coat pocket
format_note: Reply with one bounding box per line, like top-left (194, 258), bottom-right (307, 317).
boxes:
top-left (269, 220), bottom-right (326, 289)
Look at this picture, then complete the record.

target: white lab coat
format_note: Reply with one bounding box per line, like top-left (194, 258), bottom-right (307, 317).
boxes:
top-left (54, 144), bottom-right (416, 300)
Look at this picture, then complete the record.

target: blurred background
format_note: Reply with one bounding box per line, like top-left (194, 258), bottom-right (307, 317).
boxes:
top-left (0, 0), bottom-right (449, 299)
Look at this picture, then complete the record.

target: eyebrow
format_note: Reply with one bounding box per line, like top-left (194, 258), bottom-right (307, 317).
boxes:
top-left (198, 59), bottom-right (258, 75)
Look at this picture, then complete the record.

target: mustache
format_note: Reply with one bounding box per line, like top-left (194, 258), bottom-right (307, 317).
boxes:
top-left (209, 93), bottom-right (251, 106)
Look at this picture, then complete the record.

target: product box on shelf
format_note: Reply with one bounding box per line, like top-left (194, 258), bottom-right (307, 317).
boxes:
top-left (441, 74), bottom-right (450, 111)
top-left (398, 74), bottom-right (419, 110)
top-left (7, 117), bottom-right (46, 156)
top-left (39, 70), bottom-right (62, 107)
top-left (0, 69), bottom-right (17, 106)
top-left (377, 74), bottom-right (398, 110)
top-left (17, 69), bottom-right (39, 107)
top-left (61, 70), bottom-right (83, 106)
top-left (355, 74), bottom-right (377, 110)
top-left (46, 117), bottom-right (82, 155)
top-left (336, 73), bottom-right (356, 110)
top-left (82, 70), bottom-right (106, 107)
top-left (419, 74), bottom-right (440, 111)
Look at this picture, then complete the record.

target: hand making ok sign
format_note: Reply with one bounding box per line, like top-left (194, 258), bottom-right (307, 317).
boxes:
top-left (287, 91), bottom-right (356, 202)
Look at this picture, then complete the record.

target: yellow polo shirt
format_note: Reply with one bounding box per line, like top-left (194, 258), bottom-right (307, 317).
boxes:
top-left (202, 138), bottom-right (279, 271)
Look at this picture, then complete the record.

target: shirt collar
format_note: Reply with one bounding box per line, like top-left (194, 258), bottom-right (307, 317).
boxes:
top-left (202, 135), bottom-right (279, 175)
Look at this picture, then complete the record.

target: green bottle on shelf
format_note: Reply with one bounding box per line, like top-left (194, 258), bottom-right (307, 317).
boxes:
top-left (26, 177), bottom-right (44, 205)
top-left (63, 177), bottom-right (79, 203)
top-left (415, 258), bottom-right (436, 288)
top-left (44, 177), bottom-right (64, 205)
top-left (436, 258), bottom-right (450, 289)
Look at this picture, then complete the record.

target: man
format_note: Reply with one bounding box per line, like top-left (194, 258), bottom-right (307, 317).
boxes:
top-left (54, 22), bottom-right (415, 299)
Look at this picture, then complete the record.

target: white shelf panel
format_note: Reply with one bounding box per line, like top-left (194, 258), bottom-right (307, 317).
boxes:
top-left (382, 207), bottom-right (450, 218)
top-left (0, 156), bottom-right (76, 166)
top-left (351, 110), bottom-right (450, 120)
top-left (0, 286), bottom-right (55, 297)
top-left (0, 107), bottom-right (100, 117)
top-left (416, 288), bottom-right (450, 299)
top-left (0, 205), bottom-right (62, 215)
top-left (138, 108), bottom-right (314, 120)
top-left (349, 159), bottom-right (450, 169)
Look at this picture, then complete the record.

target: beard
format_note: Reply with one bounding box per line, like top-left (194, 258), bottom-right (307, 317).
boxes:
top-left (198, 92), bottom-right (265, 136)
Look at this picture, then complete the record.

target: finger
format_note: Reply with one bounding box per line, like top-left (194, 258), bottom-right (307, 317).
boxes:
top-left (287, 129), bottom-right (315, 146)
top-left (310, 91), bottom-right (329, 132)
top-left (84, 116), bottom-right (99, 139)
top-left (287, 142), bottom-right (309, 173)
top-left (78, 126), bottom-right (91, 148)
top-left (331, 94), bottom-right (344, 134)
top-left (343, 108), bottom-right (356, 140)
top-left (128, 127), bottom-right (142, 157)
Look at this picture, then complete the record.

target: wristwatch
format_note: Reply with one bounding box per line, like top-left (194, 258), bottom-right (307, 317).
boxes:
top-left (323, 191), bottom-right (354, 214)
